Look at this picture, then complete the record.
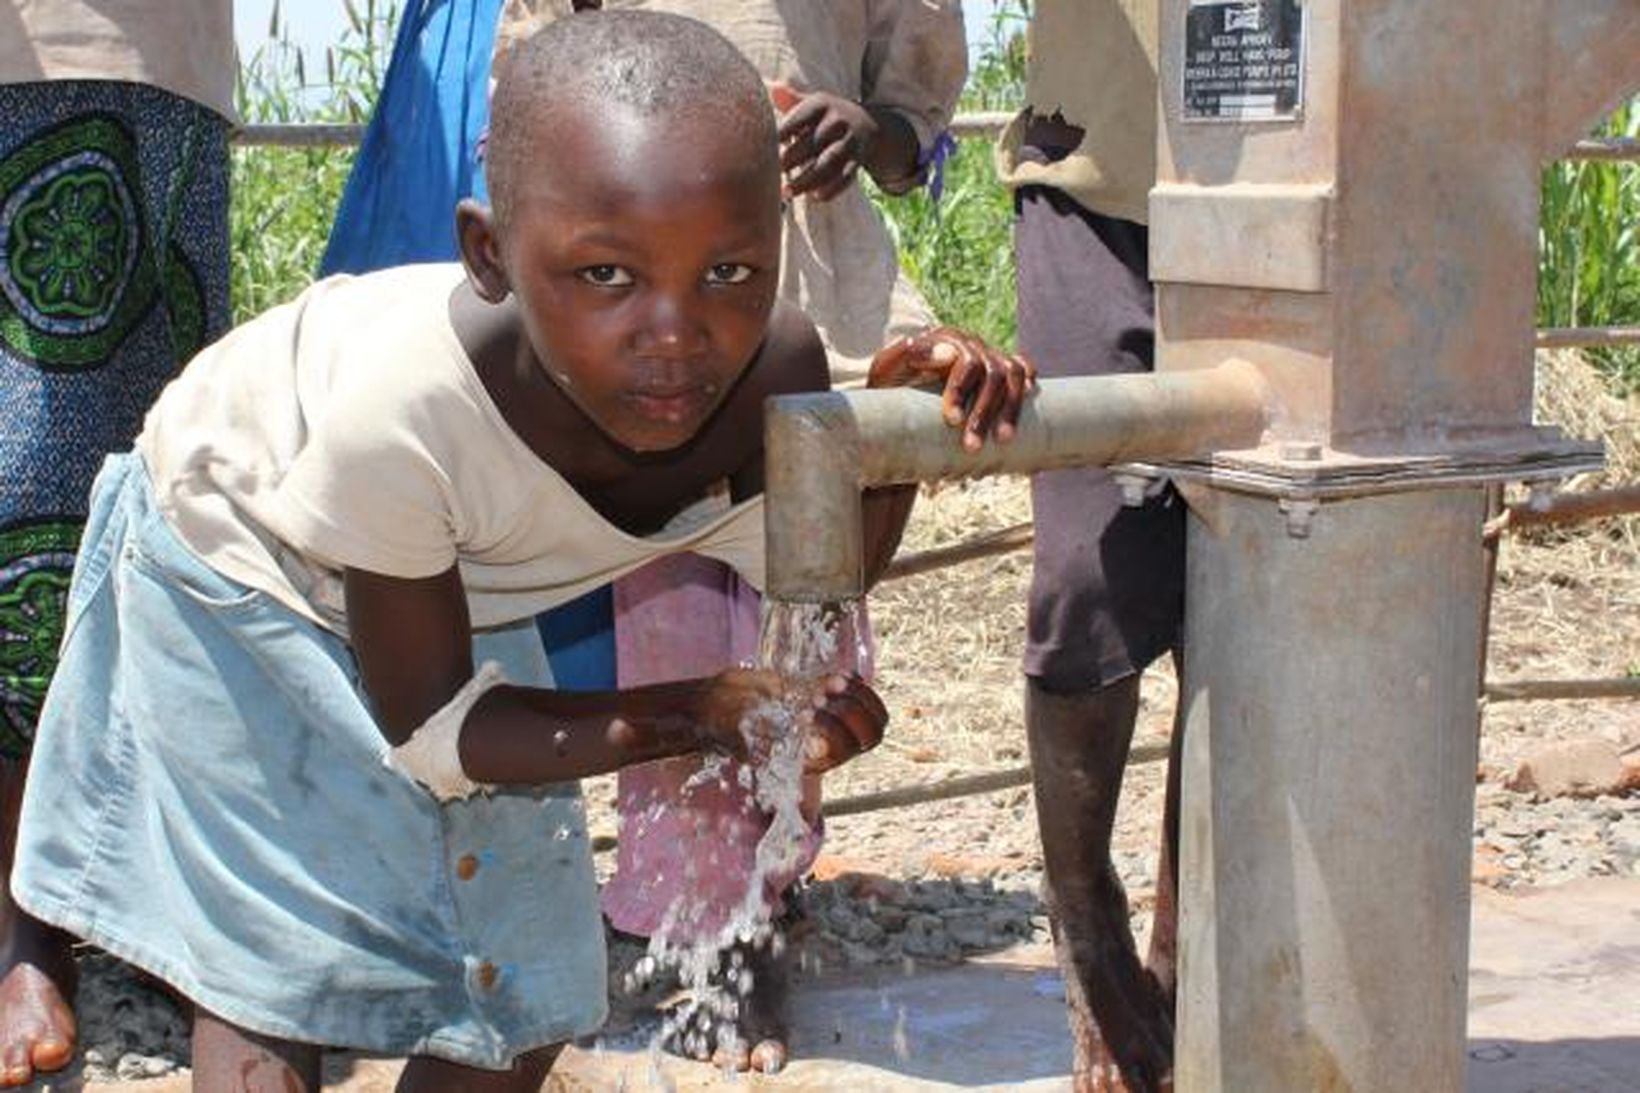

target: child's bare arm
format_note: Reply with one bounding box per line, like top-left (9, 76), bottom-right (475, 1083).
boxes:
top-left (344, 565), bottom-right (885, 785)
top-left (857, 328), bottom-right (1036, 588)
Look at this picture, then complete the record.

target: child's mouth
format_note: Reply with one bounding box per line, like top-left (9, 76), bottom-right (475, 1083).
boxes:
top-left (627, 385), bottom-right (710, 424)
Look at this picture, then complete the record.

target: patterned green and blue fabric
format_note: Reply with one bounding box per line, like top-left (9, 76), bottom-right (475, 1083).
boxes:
top-left (0, 81), bottom-right (229, 757)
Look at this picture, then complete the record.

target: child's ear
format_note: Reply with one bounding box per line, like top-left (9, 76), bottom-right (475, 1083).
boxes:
top-left (456, 198), bottom-right (510, 303)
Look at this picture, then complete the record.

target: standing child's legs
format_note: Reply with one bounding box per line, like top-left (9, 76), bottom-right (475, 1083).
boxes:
top-left (1024, 677), bottom-right (1177, 1091)
top-left (0, 79), bottom-right (229, 1086)
top-left (1016, 173), bottom-right (1185, 1092)
top-left (190, 1011), bottom-right (321, 1092)
top-left (396, 1044), bottom-right (560, 1092)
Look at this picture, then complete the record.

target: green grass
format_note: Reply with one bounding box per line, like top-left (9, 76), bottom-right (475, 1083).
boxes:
top-left (1537, 99), bottom-right (1640, 393)
top-left (229, 2), bottom-right (1638, 396)
top-left (866, 1), bottom-right (1028, 349)
top-left (229, 0), bottom-right (394, 322)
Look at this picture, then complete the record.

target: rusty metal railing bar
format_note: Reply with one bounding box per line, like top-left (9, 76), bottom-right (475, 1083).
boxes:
top-left (1567, 137), bottom-right (1640, 162)
top-left (233, 122), bottom-right (365, 147)
top-left (1535, 325), bottom-right (1640, 349)
top-left (232, 121), bottom-right (1640, 162)
top-left (575, 667), bottom-right (1637, 836)
top-left (226, 115), bottom-right (1015, 148)
top-left (892, 486), bottom-right (1640, 577)
top-left (1488, 484), bottom-right (1640, 536)
top-left (1485, 677), bottom-right (1640, 703)
top-left (880, 521), bottom-right (1034, 582)
top-left (584, 744), bottom-right (1164, 850)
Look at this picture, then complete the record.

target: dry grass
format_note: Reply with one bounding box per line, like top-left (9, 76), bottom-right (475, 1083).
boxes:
top-left (1480, 350), bottom-right (1640, 770)
top-left (824, 477), bottom-right (1032, 802)
top-left (1529, 348), bottom-right (1640, 545)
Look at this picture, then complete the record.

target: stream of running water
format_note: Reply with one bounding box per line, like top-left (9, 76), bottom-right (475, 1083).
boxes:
top-left (630, 597), bottom-right (871, 1074)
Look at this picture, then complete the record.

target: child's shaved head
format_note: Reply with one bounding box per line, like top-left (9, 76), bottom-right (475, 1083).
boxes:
top-left (487, 9), bottom-right (778, 225)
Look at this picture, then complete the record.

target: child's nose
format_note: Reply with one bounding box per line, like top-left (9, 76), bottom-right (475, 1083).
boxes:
top-left (635, 293), bottom-right (708, 357)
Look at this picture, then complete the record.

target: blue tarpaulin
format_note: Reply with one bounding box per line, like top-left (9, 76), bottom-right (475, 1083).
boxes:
top-left (319, 0), bottom-right (502, 275)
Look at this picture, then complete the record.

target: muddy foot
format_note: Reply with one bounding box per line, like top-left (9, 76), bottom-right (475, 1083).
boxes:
top-left (662, 934), bottom-right (790, 1074)
top-left (0, 911), bottom-right (78, 1088)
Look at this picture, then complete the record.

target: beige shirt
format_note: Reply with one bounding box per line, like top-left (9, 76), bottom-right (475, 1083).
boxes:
top-left (136, 264), bottom-right (766, 637)
top-left (0, 0), bottom-right (236, 120)
top-left (993, 0), bottom-right (1157, 225)
top-left (495, 0), bottom-right (968, 383)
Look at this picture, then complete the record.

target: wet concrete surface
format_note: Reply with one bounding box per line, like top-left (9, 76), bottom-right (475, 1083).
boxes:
top-left (37, 878), bottom-right (1640, 1091)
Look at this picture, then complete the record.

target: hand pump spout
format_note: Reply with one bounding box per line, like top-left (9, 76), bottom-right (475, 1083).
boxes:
top-left (763, 360), bottom-right (1269, 603)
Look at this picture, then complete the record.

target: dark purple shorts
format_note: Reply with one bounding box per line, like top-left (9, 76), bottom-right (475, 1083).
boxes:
top-left (1017, 181), bottom-right (1185, 692)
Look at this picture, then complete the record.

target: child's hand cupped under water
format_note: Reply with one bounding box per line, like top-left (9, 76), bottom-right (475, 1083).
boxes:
top-left (606, 667), bottom-right (885, 775)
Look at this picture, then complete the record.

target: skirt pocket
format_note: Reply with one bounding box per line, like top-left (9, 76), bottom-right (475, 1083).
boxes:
top-left (123, 499), bottom-right (268, 617)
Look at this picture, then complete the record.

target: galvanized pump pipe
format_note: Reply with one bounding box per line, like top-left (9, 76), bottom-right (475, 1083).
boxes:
top-left (763, 360), bottom-right (1269, 603)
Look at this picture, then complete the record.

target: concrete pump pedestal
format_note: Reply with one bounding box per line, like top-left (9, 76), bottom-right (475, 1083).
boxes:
top-left (1176, 488), bottom-right (1488, 1090)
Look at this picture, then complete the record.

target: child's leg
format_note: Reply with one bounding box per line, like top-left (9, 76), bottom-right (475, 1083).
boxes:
top-left (704, 931), bottom-right (791, 1074)
top-left (191, 1009), bottom-right (321, 1092)
top-left (0, 757), bottom-right (76, 1087)
top-left (193, 1010), bottom-right (562, 1092)
top-left (1017, 177), bottom-right (1181, 1092)
top-left (1143, 652), bottom-right (1186, 1004)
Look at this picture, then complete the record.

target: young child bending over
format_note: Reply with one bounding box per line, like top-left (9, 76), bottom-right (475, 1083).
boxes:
top-left (9, 11), bottom-right (1031, 1092)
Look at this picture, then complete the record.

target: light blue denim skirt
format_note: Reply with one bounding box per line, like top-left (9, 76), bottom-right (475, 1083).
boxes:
top-left (12, 453), bottom-right (607, 1069)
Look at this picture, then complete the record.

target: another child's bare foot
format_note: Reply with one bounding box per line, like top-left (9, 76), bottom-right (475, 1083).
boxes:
top-left (0, 908), bottom-right (78, 1087)
top-left (709, 935), bottom-right (788, 1073)
top-left (662, 933), bottom-right (791, 1074)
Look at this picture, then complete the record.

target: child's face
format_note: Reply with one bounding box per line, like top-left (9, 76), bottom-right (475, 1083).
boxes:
top-left (499, 106), bottom-right (782, 454)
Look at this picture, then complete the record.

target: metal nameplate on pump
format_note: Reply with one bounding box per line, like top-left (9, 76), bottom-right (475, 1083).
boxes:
top-left (1182, 0), bottom-right (1305, 122)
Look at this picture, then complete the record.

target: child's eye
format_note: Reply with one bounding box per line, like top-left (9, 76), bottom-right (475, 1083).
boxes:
top-left (577, 265), bottom-right (634, 287)
top-left (705, 263), bottom-right (755, 286)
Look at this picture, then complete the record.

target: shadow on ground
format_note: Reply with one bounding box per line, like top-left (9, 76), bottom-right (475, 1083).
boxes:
top-left (1466, 1037), bottom-right (1640, 1092)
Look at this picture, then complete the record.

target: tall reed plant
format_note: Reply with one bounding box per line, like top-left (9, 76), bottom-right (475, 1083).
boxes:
top-left (1538, 98), bottom-right (1640, 393)
top-left (868, 1), bottom-right (1028, 349)
top-left (230, 0), bottom-right (395, 322)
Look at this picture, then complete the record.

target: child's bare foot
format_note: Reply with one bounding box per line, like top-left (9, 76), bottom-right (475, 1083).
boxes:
top-left (662, 934), bottom-right (791, 1074)
top-left (0, 908), bottom-right (78, 1087)
top-left (709, 935), bottom-right (788, 1073)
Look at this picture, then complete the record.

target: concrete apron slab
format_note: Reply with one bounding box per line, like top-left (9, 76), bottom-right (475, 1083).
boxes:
top-left (35, 879), bottom-right (1640, 1092)
top-left (1466, 878), bottom-right (1640, 1092)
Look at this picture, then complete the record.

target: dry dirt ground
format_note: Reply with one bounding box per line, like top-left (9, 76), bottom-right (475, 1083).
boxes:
top-left (53, 353), bottom-right (1640, 1084)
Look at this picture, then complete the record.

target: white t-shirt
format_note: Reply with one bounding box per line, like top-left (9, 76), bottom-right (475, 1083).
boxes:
top-left (136, 264), bottom-right (766, 636)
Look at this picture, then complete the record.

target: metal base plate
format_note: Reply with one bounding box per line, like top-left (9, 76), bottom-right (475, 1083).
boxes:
top-left (1121, 429), bottom-right (1603, 501)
